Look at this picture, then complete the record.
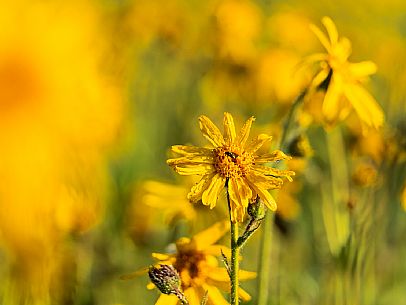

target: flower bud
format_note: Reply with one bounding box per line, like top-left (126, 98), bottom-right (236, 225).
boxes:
top-left (148, 264), bottom-right (181, 295)
top-left (247, 197), bottom-right (266, 221)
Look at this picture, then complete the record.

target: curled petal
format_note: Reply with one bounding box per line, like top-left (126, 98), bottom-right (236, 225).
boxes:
top-left (245, 179), bottom-right (277, 211)
top-left (201, 174), bottom-right (225, 208)
top-left (235, 116), bottom-right (255, 147)
top-left (199, 115), bottom-right (225, 147)
top-left (223, 112), bottom-right (236, 145)
top-left (247, 172), bottom-right (284, 190)
top-left (255, 150), bottom-right (292, 163)
top-left (173, 164), bottom-right (215, 176)
top-left (167, 155), bottom-right (214, 166)
top-left (188, 173), bottom-right (215, 203)
top-left (253, 166), bottom-right (295, 182)
top-left (246, 134), bottom-right (272, 153)
top-left (171, 145), bottom-right (213, 157)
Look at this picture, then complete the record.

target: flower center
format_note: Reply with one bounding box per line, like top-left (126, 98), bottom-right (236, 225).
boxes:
top-left (174, 249), bottom-right (206, 289)
top-left (213, 145), bottom-right (254, 178)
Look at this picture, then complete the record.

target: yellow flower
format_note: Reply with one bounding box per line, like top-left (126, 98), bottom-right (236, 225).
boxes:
top-left (167, 112), bottom-right (294, 222)
top-left (148, 222), bottom-right (256, 305)
top-left (307, 17), bottom-right (384, 130)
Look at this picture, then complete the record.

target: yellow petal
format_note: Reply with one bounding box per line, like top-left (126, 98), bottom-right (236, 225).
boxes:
top-left (188, 173), bottom-right (215, 203)
top-left (167, 155), bottom-right (214, 166)
top-left (184, 287), bottom-right (201, 305)
top-left (201, 174), bottom-right (226, 208)
top-left (193, 221), bottom-right (230, 250)
top-left (246, 134), bottom-right (272, 153)
top-left (253, 166), bottom-right (295, 182)
top-left (173, 164), bottom-right (215, 176)
top-left (199, 115), bottom-right (225, 147)
top-left (246, 179), bottom-right (277, 211)
top-left (322, 73), bottom-right (344, 125)
top-left (151, 253), bottom-right (172, 261)
top-left (223, 112), bottom-right (236, 145)
top-left (309, 23), bottom-right (332, 52)
top-left (336, 37), bottom-right (352, 60)
top-left (205, 245), bottom-right (231, 258)
top-left (154, 294), bottom-right (179, 305)
top-left (235, 116), bottom-right (255, 147)
top-left (229, 178), bottom-right (249, 208)
top-left (238, 287), bottom-right (252, 301)
top-left (203, 284), bottom-right (230, 305)
top-left (171, 145), bottom-right (213, 157)
top-left (208, 268), bottom-right (256, 282)
top-left (343, 83), bottom-right (384, 129)
top-left (311, 67), bottom-right (331, 89)
top-left (348, 61), bottom-right (377, 78)
top-left (254, 150), bottom-right (292, 163)
top-left (236, 177), bottom-right (252, 201)
top-left (247, 172), bottom-right (283, 190)
top-left (147, 282), bottom-right (156, 290)
top-left (322, 16), bottom-right (338, 45)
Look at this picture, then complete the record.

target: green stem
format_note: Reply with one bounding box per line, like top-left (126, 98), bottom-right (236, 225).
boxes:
top-left (227, 183), bottom-right (239, 305)
top-left (257, 89), bottom-right (307, 305)
top-left (257, 212), bottom-right (274, 305)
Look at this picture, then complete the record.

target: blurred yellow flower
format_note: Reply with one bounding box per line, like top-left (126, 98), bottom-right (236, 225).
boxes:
top-left (167, 113), bottom-right (294, 222)
top-left (147, 222), bottom-right (256, 305)
top-left (0, 0), bottom-right (122, 303)
top-left (215, 0), bottom-right (261, 63)
top-left (307, 17), bottom-right (384, 131)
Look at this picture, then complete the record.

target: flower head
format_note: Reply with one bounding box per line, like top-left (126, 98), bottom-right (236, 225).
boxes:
top-left (307, 17), bottom-right (384, 131)
top-left (147, 221), bottom-right (256, 305)
top-left (167, 112), bottom-right (294, 222)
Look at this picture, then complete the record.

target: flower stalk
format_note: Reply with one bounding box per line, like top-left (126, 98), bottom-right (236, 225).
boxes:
top-left (227, 180), bottom-right (240, 305)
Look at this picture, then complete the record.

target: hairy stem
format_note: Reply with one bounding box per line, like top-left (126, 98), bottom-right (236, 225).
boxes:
top-left (226, 182), bottom-right (239, 305)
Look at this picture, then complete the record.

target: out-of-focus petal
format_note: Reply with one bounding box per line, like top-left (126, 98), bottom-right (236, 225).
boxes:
top-left (193, 221), bottom-right (229, 250)
top-left (344, 83), bottom-right (384, 129)
top-left (322, 73), bottom-right (343, 125)
top-left (322, 16), bottom-right (338, 45)
top-left (309, 23), bottom-right (332, 52)
top-left (154, 294), bottom-right (179, 305)
top-left (348, 61), bottom-right (377, 78)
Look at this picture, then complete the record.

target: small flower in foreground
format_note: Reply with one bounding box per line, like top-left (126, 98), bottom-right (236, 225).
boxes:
top-left (306, 16), bottom-right (384, 130)
top-left (148, 222), bottom-right (256, 305)
top-left (167, 112), bottom-right (295, 222)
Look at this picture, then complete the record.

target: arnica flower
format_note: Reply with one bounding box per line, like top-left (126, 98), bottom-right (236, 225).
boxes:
top-left (167, 113), bottom-right (294, 222)
top-left (147, 222), bottom-right (256, 305)
top-left (307, 17), bottom-right (384, 130)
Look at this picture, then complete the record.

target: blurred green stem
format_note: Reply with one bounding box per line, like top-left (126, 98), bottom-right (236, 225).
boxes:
top-left (257, 89), bottom-right (306, 305)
